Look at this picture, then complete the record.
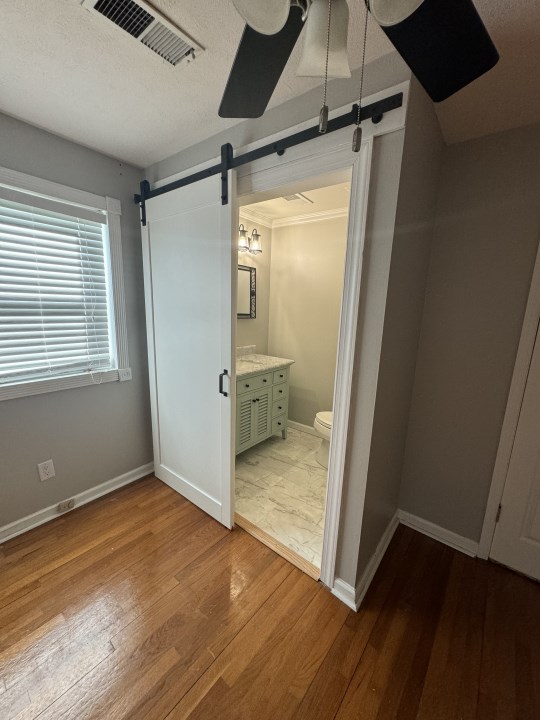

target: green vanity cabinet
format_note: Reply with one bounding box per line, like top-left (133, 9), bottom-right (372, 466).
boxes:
top-left (235, 365), bottom-right (290, 454)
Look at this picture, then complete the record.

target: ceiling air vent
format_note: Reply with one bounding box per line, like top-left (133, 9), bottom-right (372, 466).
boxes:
top-left (282, 193), bottom-right (314, 204)
top-left (82, 0), bottom-right (203, 66)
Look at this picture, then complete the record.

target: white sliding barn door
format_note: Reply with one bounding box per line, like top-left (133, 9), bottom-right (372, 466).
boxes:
top-left (490, 324), bottom-right (540, 580)
top-left (142, 174), bottom-right (235, 528)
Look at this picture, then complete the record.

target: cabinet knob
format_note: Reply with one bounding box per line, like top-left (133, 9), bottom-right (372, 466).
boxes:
top-left (263, 379), bottom-right (267, 383)
top-left (277, 422), bottom-right (282, 426)
top-left (245, 383), bottom-right (250, 388)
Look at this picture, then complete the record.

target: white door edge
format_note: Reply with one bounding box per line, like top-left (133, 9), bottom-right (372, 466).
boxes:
top-left (479, 240), bottom-right (540, 560)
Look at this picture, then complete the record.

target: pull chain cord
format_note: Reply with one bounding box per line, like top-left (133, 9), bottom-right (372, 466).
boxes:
top-left (352, 4), bottom-right (369, 152)
top-left (319, 0), bottom-right (332, 133)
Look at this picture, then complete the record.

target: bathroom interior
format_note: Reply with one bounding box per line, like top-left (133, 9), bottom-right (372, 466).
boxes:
top-left (235, 174), bottom-right (351, 578)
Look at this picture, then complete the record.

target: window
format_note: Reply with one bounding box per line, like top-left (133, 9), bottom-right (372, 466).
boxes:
top-left (0, 167), bottom-right (129, 400)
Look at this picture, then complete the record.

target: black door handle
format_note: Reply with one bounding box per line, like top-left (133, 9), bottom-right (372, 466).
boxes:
top-left (219, 369), bottom-right (229, 397)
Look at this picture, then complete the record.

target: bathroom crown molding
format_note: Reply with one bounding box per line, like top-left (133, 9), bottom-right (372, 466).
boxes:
top-left (272, 207), bottom-right (349, 228)
top-left (239, 208), bottom-right (273, 228)
top-left (240, 206), bottom-right (349, 230)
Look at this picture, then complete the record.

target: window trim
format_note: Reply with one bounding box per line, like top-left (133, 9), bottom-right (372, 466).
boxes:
top-left (0, 165), bottom-right (130, 401)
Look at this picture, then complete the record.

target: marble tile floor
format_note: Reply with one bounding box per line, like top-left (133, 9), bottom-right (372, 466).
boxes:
top-left (235, 427), bottom-right (328, 568)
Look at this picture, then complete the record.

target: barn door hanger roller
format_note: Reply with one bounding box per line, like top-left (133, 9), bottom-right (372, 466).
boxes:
top-left (134, 90), bottom-right (403, 225)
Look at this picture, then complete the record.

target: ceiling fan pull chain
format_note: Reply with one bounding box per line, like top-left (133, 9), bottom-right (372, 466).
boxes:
top-left (352, 3), bottom-right (369, 152)
top-left (319, 0), bottom-right (332, 133)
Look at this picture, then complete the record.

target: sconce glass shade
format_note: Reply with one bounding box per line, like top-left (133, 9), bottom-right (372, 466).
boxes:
top-left (238, 224), bottom-right (250, 252)
top-left (250, 229), bottom-right (262, 254)
top-left (296, 0), bottom-right (351, 78)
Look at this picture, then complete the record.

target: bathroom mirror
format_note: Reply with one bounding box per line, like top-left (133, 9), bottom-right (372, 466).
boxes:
top-left (237, 265), bottom-right (256, 319)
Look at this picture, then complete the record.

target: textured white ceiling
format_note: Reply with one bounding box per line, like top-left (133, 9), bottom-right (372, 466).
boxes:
top-left (0, 0), bottom-right (392, 168)
top-left (1, 1), bottom-right (538, 168)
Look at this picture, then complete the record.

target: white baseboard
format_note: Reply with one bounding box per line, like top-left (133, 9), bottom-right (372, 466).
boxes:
top-left (332, 511), bottom-right (399, 612)
top-left (0, 462), bottom-right (154, 544)
top-left (287, 420), bottom-right (318, 437)
top-left (331, 578), bottom-right (357, 611)
top-left (397, 510), bottom-right (478, 558)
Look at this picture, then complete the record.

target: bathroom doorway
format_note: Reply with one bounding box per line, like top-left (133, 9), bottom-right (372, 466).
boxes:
top-left (234, 174), bottom-right (351, 579)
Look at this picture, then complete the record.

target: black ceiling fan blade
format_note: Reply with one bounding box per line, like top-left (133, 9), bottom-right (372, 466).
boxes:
top-left (219, 5), bottom-right (305, 119)
top-left (369, 0), bottom-right (499, 103)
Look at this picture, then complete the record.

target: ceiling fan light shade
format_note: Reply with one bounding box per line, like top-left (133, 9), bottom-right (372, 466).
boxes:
top-left (232, 0), bottom-right (290, 36)
top-left (296, 0), bottom-right (351, 79)
top-left (367, 0), bottom-right (499, 102)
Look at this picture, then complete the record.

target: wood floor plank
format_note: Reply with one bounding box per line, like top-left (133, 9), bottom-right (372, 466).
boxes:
top-left (334, 536), bottom-right (452, 720)
top-left (33, 530), bottom-right (292, 719)
top-left (289, 525), bottom-right (416, 720)
top-left (0, 477), bottom-right (538, 720)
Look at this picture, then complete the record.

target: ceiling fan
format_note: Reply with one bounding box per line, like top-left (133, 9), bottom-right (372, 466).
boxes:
top-left (219, 0), bottom-right (499, 119)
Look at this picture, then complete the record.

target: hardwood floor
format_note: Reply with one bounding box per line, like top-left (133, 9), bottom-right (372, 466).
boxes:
top-left (0, 475), bottom-right (538, 719)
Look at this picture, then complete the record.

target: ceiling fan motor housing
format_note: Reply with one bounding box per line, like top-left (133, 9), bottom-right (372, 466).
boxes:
top-left (369, 0), bottom-right (499, 102)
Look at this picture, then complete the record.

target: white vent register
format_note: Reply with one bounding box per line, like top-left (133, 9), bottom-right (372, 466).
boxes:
top-left (81, 0), bottom-right (202, 66)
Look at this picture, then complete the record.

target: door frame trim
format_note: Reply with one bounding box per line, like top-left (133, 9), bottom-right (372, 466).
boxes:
top-left (237, 140), bottom-right (372, 590)
top-left (232, 83), bottom-right (412, 590)
top-left (479, 240), bottom-right (540, 559)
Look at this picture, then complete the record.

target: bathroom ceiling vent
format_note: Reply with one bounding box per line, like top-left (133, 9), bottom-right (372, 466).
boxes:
top-left (81, 0), bottom-right (203, 66)
top-left (281, 193), bottom-right (314, 204)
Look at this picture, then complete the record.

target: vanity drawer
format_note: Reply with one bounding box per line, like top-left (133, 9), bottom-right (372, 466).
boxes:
top-left (237, 372), bottom-right (273, 395)
top-left (272, 415), bottom-right (287, 434)
top-left (272, 398), bottom-right (288, 418)
top-left (272, 383), bottom-right (288, 402)
top-left (273, 367), bottom-right (289, 385)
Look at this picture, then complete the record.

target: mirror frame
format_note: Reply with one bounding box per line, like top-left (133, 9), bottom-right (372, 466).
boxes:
top-left (237, 265), bottom-right (256, 319)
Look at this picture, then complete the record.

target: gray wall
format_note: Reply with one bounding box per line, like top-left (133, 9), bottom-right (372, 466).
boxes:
top-left (268, 217), bottom-right (348, 427)
top-left (355, 80), bottom-right (444, 581)
top-left (236, 215), bottom-right (272, 354)
top-left (400, 121), bottom-right (540, 542)
top-left (0, 113), bottom-right (153, 527)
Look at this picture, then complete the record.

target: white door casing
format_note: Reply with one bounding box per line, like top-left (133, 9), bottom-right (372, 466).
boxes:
top-left (236, 138), bottom-right (375, 590)
top-left (489, 323), bottom-right (540, 581)
top-left (141, 173), bottom-right (236, 528)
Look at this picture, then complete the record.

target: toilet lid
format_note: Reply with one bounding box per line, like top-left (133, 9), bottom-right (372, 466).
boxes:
top-left (316, 411), bottom-right (333, 429)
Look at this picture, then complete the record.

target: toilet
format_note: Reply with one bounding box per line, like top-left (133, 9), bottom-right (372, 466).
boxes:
top-left (313, 411), bottom-right (333, 469)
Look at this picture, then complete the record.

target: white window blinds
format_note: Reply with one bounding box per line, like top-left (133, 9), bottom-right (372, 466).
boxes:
top-left (0, 194), bottom-right (114, 386)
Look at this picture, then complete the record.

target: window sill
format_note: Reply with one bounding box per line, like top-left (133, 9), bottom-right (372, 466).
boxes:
top-left (0, 369), bottom-right (129, 402)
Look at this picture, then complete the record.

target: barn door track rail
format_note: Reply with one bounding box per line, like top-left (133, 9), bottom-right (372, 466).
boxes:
top-left (134, 92), bottom-right (403, 225)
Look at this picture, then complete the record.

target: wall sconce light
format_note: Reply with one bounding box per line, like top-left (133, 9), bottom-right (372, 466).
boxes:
top-left (250, 229), bottom-right (262, 254)
top-left (238, 224), bottom-right (263, 255)
top-left (238, 224), bottom-right (250, 252)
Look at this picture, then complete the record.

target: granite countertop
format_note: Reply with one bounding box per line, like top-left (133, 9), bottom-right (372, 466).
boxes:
top-left (236, 353), bottom-right (294, 379)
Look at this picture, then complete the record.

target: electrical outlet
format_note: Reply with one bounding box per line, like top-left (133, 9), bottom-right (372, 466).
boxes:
top-left (37, 459), bottom-right (55, 482)
top-left (57, 498), bottom-right (75, 513)
top-left (119, 368), bottom-right (132, 382)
